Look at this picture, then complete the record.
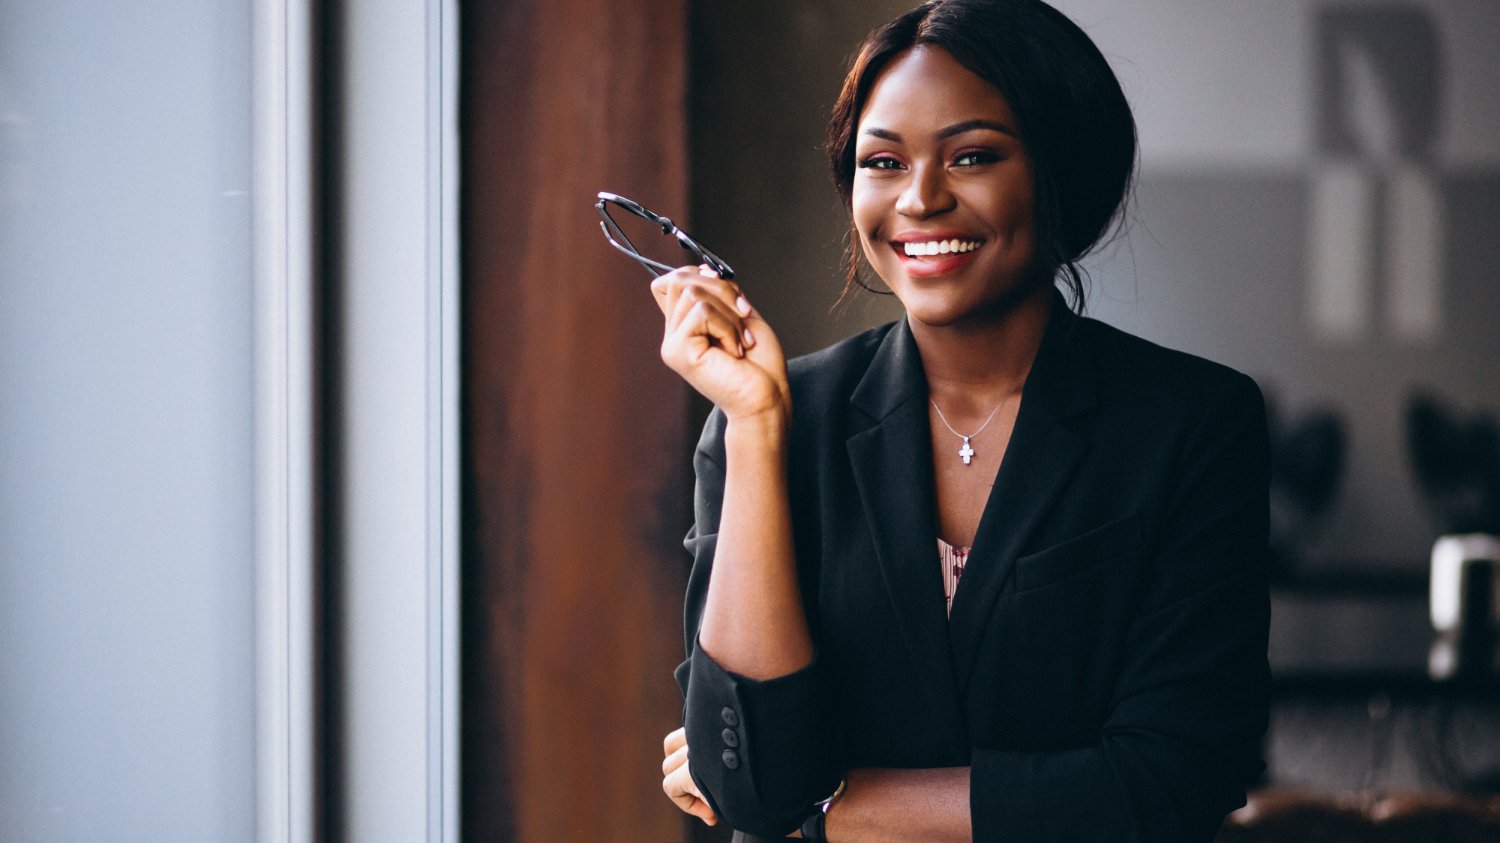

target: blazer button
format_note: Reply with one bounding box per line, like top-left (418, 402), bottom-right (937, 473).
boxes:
top-left (721, 707), bottom-right (739, 727)
top-left (721, 728), bottom-right (739, 748)
top-left (721, 749), bottom-right (740, 769)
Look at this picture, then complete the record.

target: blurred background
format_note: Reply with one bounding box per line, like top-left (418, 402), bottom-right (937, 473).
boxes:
top-left (3, 0), bottom-right (1498, 841)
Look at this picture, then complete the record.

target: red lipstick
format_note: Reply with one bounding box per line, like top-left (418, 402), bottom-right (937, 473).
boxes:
top-left (890, 231), bottom-right (984, 277)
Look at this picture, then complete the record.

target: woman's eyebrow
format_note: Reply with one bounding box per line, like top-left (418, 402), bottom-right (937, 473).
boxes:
top-left (937, 118), bottom-right (1016, 139)
top-left (859, 119), bottom-right (1017, 143)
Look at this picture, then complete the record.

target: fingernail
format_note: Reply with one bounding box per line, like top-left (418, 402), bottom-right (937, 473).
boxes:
top-left (699, 265), bottom-right (718, 277)
top-left (735, 296), bottom-right (751, 316)
top-left (742, 327), bottom-right (755, 347)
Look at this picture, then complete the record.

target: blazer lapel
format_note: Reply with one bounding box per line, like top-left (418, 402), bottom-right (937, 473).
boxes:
top-left (845, 319), bottom-right (967, 740)
top-left (948, 301), bottom-right (1098, 690)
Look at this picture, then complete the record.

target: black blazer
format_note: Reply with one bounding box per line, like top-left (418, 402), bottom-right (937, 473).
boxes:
top-left (676, 296), bottom-right (1270, 842)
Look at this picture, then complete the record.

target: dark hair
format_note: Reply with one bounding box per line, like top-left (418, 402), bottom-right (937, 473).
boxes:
top-left (827, 0), bottom-right (1137, 310)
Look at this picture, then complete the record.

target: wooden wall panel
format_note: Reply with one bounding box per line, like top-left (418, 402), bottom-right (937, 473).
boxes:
top-left (462, 2), bottom-right (692, 840)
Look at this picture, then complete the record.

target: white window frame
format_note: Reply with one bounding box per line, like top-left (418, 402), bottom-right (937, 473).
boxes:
top-left (254, 1), bottom-right (460, 840)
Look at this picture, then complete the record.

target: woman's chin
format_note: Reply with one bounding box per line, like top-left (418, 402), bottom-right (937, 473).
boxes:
top-left (902, 302), bottom-right (1012, 335)
top-left (902, 301), bottom-right (974, 330)
top-left (897, 285), bottom-right (1044, 332)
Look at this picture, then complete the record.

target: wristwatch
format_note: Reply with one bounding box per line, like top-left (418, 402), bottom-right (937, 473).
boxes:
top-left (798, 778), bottom-right (847, 841)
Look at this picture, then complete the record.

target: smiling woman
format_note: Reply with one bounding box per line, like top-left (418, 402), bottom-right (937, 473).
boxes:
top-left (656, 2), bottom-right (1270, 842)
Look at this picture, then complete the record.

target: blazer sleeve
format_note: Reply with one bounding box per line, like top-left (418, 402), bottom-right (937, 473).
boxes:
top-left (673, 407), bottom-right (842, 839)
top-left (969, 371), bottom-right (1271, 842)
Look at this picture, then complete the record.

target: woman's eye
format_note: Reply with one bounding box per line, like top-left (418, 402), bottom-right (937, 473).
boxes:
top-left (857, 156), bottom-right (903, 171)
top-left (953, 150), bottom-right (999, 167)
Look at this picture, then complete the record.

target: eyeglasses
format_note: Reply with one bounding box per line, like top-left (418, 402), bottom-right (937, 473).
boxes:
top-left (595, 192), bottom-right (735, 280)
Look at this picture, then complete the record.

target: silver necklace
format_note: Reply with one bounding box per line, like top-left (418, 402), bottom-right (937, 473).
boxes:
top-left (930, 396), bottom-right (1006, 465)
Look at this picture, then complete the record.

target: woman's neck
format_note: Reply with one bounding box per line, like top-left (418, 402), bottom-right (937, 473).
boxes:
top-left (910, 286), bottom-right (1052, 416)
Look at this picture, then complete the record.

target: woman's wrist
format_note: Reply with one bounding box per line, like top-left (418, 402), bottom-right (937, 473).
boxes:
top-left (797, 776), bottom-right (847, 841)
top-left (723, 403), bottom-right (790, 450)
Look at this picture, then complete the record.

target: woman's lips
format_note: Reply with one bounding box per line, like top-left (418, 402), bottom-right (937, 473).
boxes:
top-left (891, 238), bottom-right (983, 277)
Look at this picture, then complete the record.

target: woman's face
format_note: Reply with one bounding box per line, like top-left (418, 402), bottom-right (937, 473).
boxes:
top-left (852, 46), bottom-right (1039, 328)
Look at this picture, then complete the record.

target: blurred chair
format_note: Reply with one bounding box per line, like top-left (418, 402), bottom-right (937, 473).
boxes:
top-left (1216, 789), bottom-right (1500, 842)
top-left (1266, 393), bottom-right (1345, 575)
top-left (1407, 391), bottom-right (1500, 536)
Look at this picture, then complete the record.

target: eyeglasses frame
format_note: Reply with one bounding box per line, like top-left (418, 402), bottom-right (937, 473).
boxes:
top-left (595, 191), bottom-right (735, 280)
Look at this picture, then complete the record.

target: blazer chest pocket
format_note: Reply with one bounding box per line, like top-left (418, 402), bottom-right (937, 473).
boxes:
top-left (1014, 513), bottom-right (1141, 592)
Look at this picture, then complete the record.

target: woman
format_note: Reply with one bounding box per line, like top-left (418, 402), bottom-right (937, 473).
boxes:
top-left (656, 1), bottom-right (1269, 840)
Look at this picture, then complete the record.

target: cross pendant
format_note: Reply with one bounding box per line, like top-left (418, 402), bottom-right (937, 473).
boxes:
top-left (959, 437), bottom-right (975, 465)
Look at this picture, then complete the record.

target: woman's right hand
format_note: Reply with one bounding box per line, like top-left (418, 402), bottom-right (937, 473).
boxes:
top-left (652, 266), bottom-right (790, 427)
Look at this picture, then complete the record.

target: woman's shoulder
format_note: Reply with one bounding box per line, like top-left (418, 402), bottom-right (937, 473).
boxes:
top-left (1073, 313), bottom-right (1264, 420)
top-left (772, 309), bottom-right (1265, 429)
top-left (784, 320), bottom-right (900, 400)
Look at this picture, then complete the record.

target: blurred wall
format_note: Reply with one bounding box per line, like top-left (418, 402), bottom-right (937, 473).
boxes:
top-left (1067, 0), bottom-right (1500, 575)
top-left (0, 1), bottom-right (256, 841)
top-left (688, 1), bottom-right (910, 360)
top-left (462, 1), bottom-right (695, 840)
top-left (690, 0), bottom-right (1500, 574)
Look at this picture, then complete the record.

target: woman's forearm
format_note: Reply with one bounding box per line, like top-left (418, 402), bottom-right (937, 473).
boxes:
top-left (697, 410), bottom-right (814, 679)
top-left (825, 768), bottom-right (972, 843)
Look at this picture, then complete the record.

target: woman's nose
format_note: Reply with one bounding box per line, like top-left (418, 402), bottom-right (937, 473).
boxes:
top-left (895, 163), bottom-right (954, 218)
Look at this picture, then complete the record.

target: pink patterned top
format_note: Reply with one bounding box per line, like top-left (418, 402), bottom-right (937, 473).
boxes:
top-left (937, 538), bottom-right (969, 616)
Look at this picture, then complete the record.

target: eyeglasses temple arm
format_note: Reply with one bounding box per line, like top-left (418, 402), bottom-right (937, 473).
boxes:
top-left (598, 221), bottom-right (673, 277)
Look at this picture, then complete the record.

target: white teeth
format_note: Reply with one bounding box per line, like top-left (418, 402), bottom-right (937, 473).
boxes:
top-left (902, 239), bottom-right (979, 257)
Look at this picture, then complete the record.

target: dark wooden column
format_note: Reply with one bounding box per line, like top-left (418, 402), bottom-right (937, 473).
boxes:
top-left (462, 3), bottom-right (692, 840)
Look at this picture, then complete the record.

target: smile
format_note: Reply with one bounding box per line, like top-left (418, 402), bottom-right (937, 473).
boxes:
top-left (901, 238), bottom-right (982, 257)
top-left (890, 237), bottom-right (984, 278)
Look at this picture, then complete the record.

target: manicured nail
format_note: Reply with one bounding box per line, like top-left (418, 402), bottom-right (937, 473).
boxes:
top-left (735, 296), bottom-right (751, 316)
top-left (742, 327), bottom-right (755, 347)
top-left (699, 265), bottom-right (718, 277)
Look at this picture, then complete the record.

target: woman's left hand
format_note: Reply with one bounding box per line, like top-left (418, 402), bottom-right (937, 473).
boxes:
top-left (662, 727), bottom-right (719, 826)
